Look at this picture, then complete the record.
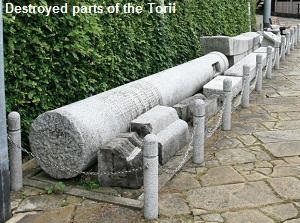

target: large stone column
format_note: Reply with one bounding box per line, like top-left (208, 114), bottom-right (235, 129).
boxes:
top-left (29, 52), bottom-right (229, 179)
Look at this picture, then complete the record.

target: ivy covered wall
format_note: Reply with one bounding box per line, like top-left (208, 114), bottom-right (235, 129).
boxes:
top-left (3, 0), bottom-right (256, 144)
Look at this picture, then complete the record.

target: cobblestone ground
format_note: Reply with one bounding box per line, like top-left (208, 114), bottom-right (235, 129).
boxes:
top-left (8, 20), bottom-right (300, 223)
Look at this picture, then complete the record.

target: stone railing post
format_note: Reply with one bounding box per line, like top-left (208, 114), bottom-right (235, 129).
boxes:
top-left (295, 27), bottom-right (298, 47)
top-left (143, 134), bottom-right (158, 220)
top-left (281, 36), bottom-right (286, 62)
top-left (287, 32), bottom-right (291, 55)
top-left (298, 24), bottom-right (300, 43)
top-left (222, 79), bottom-right (232, 131)
top-left (8, 112), bottom-right (22, 191)
top-left (242, 65), bottom-right (251, 108)
top-left (256, 55), bottom-right (263, 93)
top-left (266, 46), bottom-right (273, 79)
top-left (275, 42), bottom-right (280, 70)
top-left (193, 99), bottom-right (205, 164)
top-left (291, 29), bottom-right (295, 51)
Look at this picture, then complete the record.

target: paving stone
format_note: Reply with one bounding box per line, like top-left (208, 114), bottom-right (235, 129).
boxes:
top-left (254, 130), bottom-right (300, 143)
top-left (255, 161), bottom-right (273, 168)
top-left (15, 206), bottom-right (75, 223)
top-left (270, 159), bottom-right (287, 166)
top-left (73, 203), bottom-right (144, 223)
top-left (268, 177), bottom-right (300, 199)
top-left (214, 137), bottom-right (243, 149)
top-left (159, 193), bottom-right (190, 217)
top-left (284, 219), bottom-right (300, 223)
top-left (166, 172), bottom-right (200, 191)
top-left (199, 166), bottom-right (245, 186)
top-left (284, 156), bottom-right (300, 164)
top-left (272, 164), bottom-right (300, 177)
top-left (243, 172), bottom-right (269, 181)
top-left (264, 141), bottom-right (300, 157)
top-left (186, 181), bottom-right (281, 211)
top-left (238, 135), bottom-right (258, 146)
top-left (215, 147), bottom-right (270, 165)
top-left (196, 167), bottom-right (208, 176)
top-left (222, 210), bottom-right (275, 223)
top-left (192, 209), bottom-right (208, 216)
top-left (261, 203), bottom-right (298, 221)
top-left (6, 212), bottom-right (39, 223)
top-left (16, 195), bottom-right (66, 212)
top-left (201, 213), bottom-right (224, 222)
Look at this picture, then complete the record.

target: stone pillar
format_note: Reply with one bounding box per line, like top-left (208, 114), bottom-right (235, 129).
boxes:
top-left (297, 24), bottom-right (300, 43)
top-left (192, 99), bottom-right (205, 164)
top-left (256, 55), bottom-right (263, 93)
top-left (287, 32), bottom-right (291, 55)
top-left (143, 134), bottom-right (158, 220)
top-left (294, 26), bottom-right (298, 47)
top-left (291, 29), bottom-right (295, 51)
top-left (222, 79), bottom-right (232, 131)
top-left (266, 46), bottom-right (273, 79)
top-left (275, 42), bottom-right (280, 70)
top-left (242, 65), bottom-right (251, 108)
top-left (281, 36), bottom-right (286, 62)
top-left (8, 112), bottom-right (22, 192)
top-left (29, 52), bottom-right (229, 179)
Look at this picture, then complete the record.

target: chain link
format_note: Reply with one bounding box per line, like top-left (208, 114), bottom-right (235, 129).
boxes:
top-left (205, 102), bottom-right (225, 138)
top-left (7, 136), bottom-right (143, 176)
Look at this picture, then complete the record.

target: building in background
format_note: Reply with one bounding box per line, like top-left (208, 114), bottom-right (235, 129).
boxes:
top-left (257, 0), bottom-right (300, 17)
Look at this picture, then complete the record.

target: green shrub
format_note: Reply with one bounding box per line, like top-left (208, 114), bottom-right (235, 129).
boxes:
top-left (4, 0), bottom-right (256, 147)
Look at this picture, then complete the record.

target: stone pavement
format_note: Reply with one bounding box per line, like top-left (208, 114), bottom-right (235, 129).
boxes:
top-left (8, 24), bottom-right (300, 223)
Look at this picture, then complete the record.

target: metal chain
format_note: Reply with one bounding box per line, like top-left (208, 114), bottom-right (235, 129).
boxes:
top-left (7, 136), bottom-right (143, 176)
top-left (205, 102), bottom-right (225, 138)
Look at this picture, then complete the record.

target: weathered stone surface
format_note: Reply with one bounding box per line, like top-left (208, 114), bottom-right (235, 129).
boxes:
top-left (214, 137), bottom-right (243, 149)
top-left (264, 141), bottom-right (300, 157)
top-left (224, 52), bottom-right (264, 81)
top-left (192, 209), bottom-right (208, 216)
top-left (203, 76), bottom-right (243, 98)
top-left (98, 137), bottom-right (143, 189)
top-left (222, 210), bottom-right (275, 223)
top-left (166, 172), bottom-right (200, 192)
top-left (200, 166), bottom-right (245, 186)
top-left (159, 193), bottom-right (190, 217)
top-left (157, 119), bottom-right (189, 165)
top-left (186, 181), bottom-right (281, 211)
top-left (272, 164), bottom-right (300, 177)
top-left (238, 134), bottom-right (258, 146)
top-left (284, 156), bottom-right (300, 164)
top-left (261, 203), bottom-right (298, 221)
top-left (17, 195), bottom-right (66, 212)
top-left (262, 31), bottom-right (281, 47)
top-left (254, 130), bottom-right (300, 143)
top-left (118, 132), bottom-right (143, 147)
top-left (15, 206), bottom-right (75, 223)
top-left (201, 213), bottom-right (224, 222)
top-left (130, 106), bottom-right (179, 137)
top-left (173, 93), bottom-right (206, 121)
top-left (29, 52), bottom-right (229, 179)
top-left (284, 219), bottom-right (300, 223)
top-left (200, 32), bottom-right (260, 55)
top-left (73, 203), bottom-right (144, 223)
top-left (215, 147), bottom-right (271, 165)
top-left (268, 177), bottom-right (300, 199)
